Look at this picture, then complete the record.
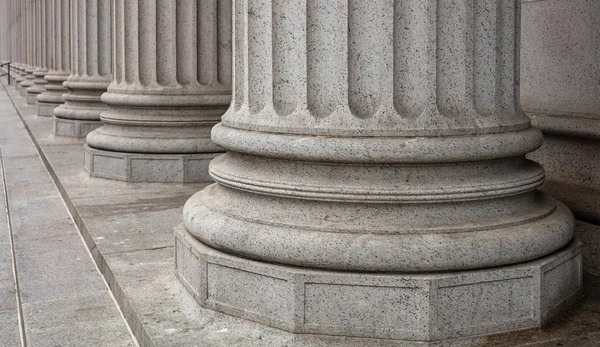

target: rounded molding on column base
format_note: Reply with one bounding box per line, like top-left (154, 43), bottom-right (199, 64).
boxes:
top-left (174, 224), bottom-right (582, 342)
top-left (15, 80), bottom-right (22, 90)
top-left (83, 144), bottom-right (219, 183)
top-left (37, 102), bottom-right (60, 117)
top-left (53, 117), bottom-right (103, 138)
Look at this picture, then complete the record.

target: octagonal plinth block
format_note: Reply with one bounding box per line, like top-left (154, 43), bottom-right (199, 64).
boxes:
top-left (83, 144), bottom-right (215, 183)
top-left (37, 102), bottom-right (59, 117)
top-left (53, 117), bottom-right (102, 138)
top-left (175, 225), bottom-right (582, 342)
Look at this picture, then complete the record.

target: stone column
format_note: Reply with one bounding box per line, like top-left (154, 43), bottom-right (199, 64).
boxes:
top-left (12, 0), bottom-right (25, 88)
top-left (19, 0), bottom-right (35, 97)
top-left (15, 0), bottom-right (28, 91)
top-left (523, 0), bottom-right (600, 276)
top-left (176, 0), bottom-right (582, 342)
top-left (54, 0), bottom-right (110, 137)
top-left (84, 0), bottom-right (232, 182)
top-left (26, 0), bottom-right (50, 105)
top-left (37, 0), bottom-right (70, 116)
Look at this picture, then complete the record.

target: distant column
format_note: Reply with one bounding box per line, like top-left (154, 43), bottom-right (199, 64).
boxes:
top-left (38, 0), bottom-right (71, 116)
top-left (26, 0), bottom-right (51, 105)
top-left (19, 0), bottom-right (35, 97)
top-left (54, 0), bottom-right (110, 137)
top-left (85, 0), bottom-right (232, 182)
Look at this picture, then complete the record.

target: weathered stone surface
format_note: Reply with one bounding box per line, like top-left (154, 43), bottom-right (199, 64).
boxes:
top-left (85, 0), bottom-right (232, 182)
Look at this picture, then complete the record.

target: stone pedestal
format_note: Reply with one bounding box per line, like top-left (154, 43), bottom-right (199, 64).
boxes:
top-left (522, 0), bottom-right (600, 276)
top-left (176, 0), bottom-right (582, 342)
top-left (26, 0), bottom-right (49, 105)
top-left (85, 0), bottom-right (232, 182)
top-left (38, 0), bottom-right (71, 117)
top-left (54, 0), bottom-right (110, 137)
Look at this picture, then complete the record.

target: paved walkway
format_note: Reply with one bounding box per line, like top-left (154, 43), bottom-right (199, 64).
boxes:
top-left (0, 82), bottom-right (137, 346)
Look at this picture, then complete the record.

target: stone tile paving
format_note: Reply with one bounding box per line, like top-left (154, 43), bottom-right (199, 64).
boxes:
top-left (0, 81), bottom-right (136, 347)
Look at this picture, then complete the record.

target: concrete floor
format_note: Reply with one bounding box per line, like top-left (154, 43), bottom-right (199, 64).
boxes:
top-left (1, 78), bottom-right (600, 346)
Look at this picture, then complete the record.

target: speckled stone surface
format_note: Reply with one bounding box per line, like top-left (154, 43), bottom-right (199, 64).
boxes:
top-left (37, 0), bottom-right (71, 117)
top-left (180, 0), bottom-right (580, 341)
top-left (53, 0), bottom-right (111, 138)
top-left (85, 0), bottom-right (232, 182)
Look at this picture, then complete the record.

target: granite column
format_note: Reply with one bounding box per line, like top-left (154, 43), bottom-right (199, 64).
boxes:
top-left (38, 0), bottom-right (71, 116)
top-left (54, 0), bottom-right (110, 137)
top-left (15, 0), bottom-right (29, 91)
top-left (176, 0), bottom-right (582, 342)
top-left (85, 0), bottom-right (232, 182)
top-left (26, 0), bottom-right (50, 105)
top-left (20, 0), bottom-right (35, 97)
top-left (12, 0), bottom-right (25, 88)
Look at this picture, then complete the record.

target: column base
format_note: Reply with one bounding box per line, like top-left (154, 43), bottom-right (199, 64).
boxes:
top-left (20, 84), bottom-right (31, 97)
top-left (27, 91), bottom-right (40, 105)
top-left (15, 81), bottom-right (22, 90)
top-left (83, 144), bottom-right (218, 183)
top-left (38, 102), bottom-right (60, 117)
top-left (175, 224), bottom-right (582, 342)
top-left (53, 117), bottom-right (103, 138)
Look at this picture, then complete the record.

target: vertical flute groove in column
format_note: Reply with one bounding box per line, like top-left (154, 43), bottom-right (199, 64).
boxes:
top-left (54, 0), bottom-right (111, 138)
top-left (27, 0), bottom-right (50, 105)
top-left (84, 0), bottom-right (232, 182)
top-left (176, 0), bottom-right (582, 341)
top-left (20, 0), bottom-right (35, 96)
top-left (38, 0), bottom-right (71, 116)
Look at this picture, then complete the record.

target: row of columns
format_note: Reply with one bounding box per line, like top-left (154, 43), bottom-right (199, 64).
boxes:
top-left (0, 0), bottom-right (588, 343)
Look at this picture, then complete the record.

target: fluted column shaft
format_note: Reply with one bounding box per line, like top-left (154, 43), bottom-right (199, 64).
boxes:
top-left (54, 0), bottom-right (111, 137)
top-left (27, 0), bottom-right (51, 105)
top-left (16, 0), bottom-right (28, 90)
top-left (84, 0), bottom-right (232, 182)
top-left (38, 0), bottom-right (71, 116)
top-left (13, 0), bottom-right (25, 87)
top-left (19, 0), bottom-right (34, 96)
